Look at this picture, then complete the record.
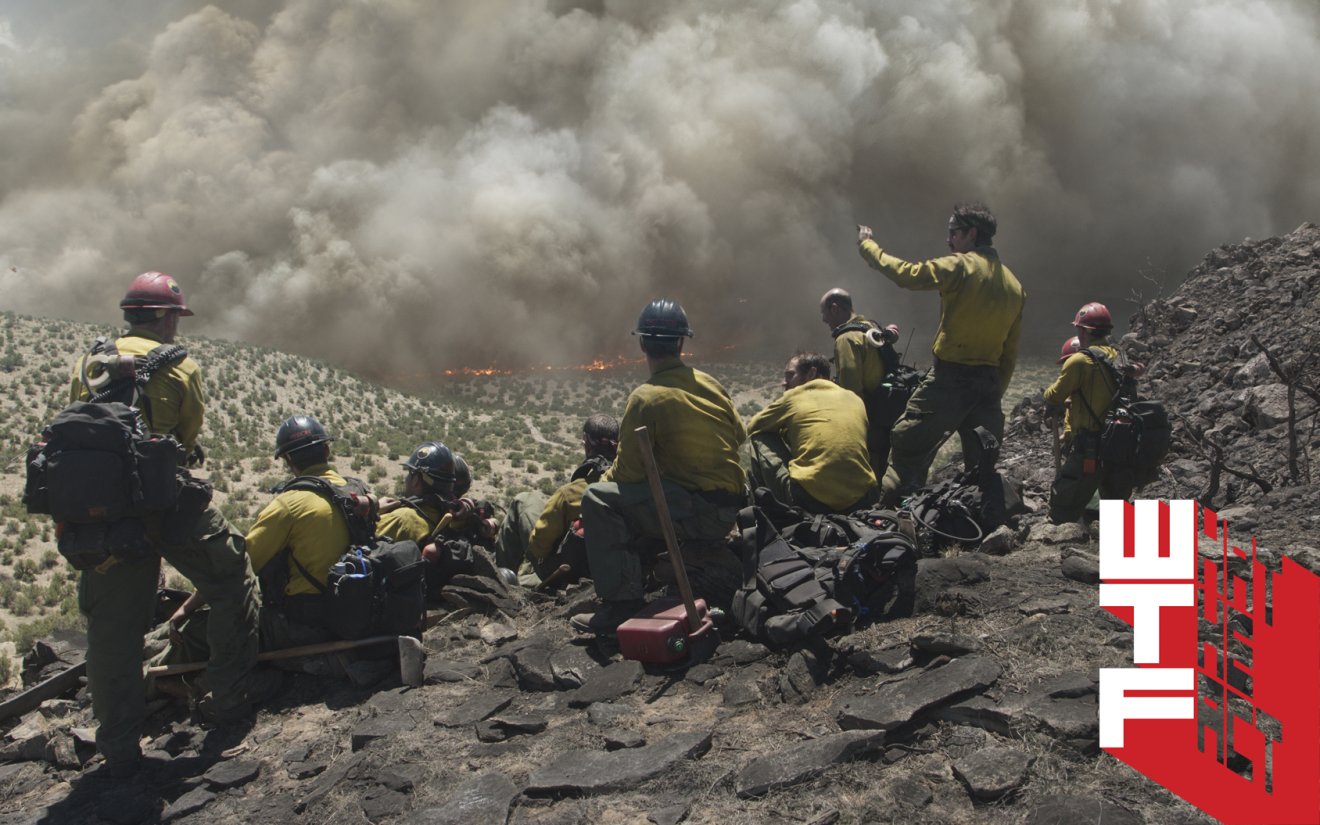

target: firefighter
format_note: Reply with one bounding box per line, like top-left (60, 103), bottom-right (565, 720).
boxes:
top-left (748, 352), bottom-right (878, 514)
top-left (495, 414), bottom-right (619, 584)
top-left (856, 203), bottom-right (1025, 505)
top-left (571, 299), bottom-right (747, 635)
top-left (72, 273), bottom-right (263, 774)
top-left (244, 416), bottom-right (362, 654)
top-left (819, 288), bottom-right (901, 478)
top-left (1045, 303), bottom-right (1136, 523)
top-left (376, 441), bottom-right (458, 544)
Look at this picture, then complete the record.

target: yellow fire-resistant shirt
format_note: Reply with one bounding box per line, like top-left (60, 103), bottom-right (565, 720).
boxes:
top-left (377, 499), bottom-right (446, 545)
top-left (246, 464), bottom-right (353, 597)
top-left (527, 478), bottom-right (588, 562)
top-left (748, 379), bottom-right (876, 510)
top-left (859, 241), bottom-right (1024, 392)
top-left (1044, 345), bottom-right (1121, 437)
top-left (832, 314), bottom-right (885, 397)
top-left (607, 357), bottom-right (748, 495)
top-left (69, 331), bottom-right (207, 450)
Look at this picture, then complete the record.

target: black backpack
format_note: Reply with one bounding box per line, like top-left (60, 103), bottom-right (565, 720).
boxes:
top-left (24, 402), bottom-right (186, 569)
top-left (903, 427), bottom-right (1024, 550)
top-left (1079, 348), bottom-right (1171, 486)
top-left (271, 475), bottom-right (427, 639)
top-left (730, 499), bottom-right (916, 646)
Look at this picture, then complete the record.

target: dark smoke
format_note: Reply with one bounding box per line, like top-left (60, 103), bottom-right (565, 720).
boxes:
top-left (2, 0), bottom-right (1319, 382)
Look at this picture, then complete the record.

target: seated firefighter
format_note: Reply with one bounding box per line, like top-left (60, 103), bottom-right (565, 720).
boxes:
top-left (416, 450), bottom-right (503, 593)
top-left (245, 415), bottom-right (366, 652)
top-left (571, 299), bottom-right (747, 635)
top-left (747, 352), bottom-right (878, 514)
top-left (376, 441), bottom-right (457, 544)
top-left (495, 414), bottom-right (619, 586)
top-left (1044, 302), bottom-right (1136, 524)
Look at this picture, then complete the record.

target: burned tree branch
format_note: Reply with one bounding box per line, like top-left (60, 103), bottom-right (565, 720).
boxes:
top-left (1175, 412), bottom-right (1274, 500)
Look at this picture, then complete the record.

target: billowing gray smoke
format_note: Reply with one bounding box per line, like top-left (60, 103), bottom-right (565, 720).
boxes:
top-left (3, 0), bottom-right (1319, 381)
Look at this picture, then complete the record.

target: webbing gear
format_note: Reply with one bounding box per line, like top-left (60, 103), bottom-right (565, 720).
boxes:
top-left (80, 338), bottom-right (188, 424)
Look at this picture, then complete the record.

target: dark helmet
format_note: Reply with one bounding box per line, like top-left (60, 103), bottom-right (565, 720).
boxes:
top-left (402, 441), bottom-right (456, 484)
top-left (452, 453), bottom-right (472, 497)
top-left (1072, 302), bottom-right (1113, 332)
top-left (121, 271), bottom-right (194, 316)
top-left (632, 298), bottom-right (694, 338)
top-left (274, 415), bottom-right (333, 458)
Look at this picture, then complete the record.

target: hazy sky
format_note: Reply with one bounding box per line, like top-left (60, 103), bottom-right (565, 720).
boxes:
top-left (3, 0), bottom-right (1318, 381)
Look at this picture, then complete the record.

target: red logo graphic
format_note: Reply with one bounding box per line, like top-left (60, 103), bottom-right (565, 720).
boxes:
top-left (1098, 500), bottom-right (1320, 824)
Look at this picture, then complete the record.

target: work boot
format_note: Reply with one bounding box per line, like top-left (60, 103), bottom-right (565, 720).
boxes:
top-left (570, 599), bottom-right (646, 636)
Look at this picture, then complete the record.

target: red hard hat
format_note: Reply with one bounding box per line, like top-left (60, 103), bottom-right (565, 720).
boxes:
top-left (1072, 302), bottom-right (1111, 331)
top-left (1058, 335), bottom-right (1081, 364)
top-left (120, 272), bottom-right (194, 316)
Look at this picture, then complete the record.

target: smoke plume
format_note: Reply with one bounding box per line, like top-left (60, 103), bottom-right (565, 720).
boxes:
top-left (2, 0), bottom-right (1319, 381)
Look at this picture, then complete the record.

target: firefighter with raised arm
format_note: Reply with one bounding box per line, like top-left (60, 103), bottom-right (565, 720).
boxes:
top-left (1044, 303), bottom-right (1136, 524)
top-left (856, 203), bottom-right (1025, 505)
top-left (71, 273), bottom-right (264, 775)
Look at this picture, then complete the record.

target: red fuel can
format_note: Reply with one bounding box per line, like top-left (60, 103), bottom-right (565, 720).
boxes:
top-left (617, 597), bottom-right (715, 664)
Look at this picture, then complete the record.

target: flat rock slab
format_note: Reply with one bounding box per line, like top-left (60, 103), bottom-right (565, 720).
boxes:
top-left (527, 731), bottom-right (712, 795)
top-left (416, 772), bottom-right (520, 825)
top-left (952, 746), bottom-right (1033, 801)
top-left (735, 730), bottom-right (885, 798)
top-left (848, 646), bottom-right (911, 676)
top-left (1030, 522), bottom-right (1088, 545)
top-left (911, 633), bottom-right (981, 658)
top-left (714, 640), bottom-right (770, 666)
top-left (203, 758), bottom-right (261, 790)
top-left (1025, 697), bottom-right (1098, 740)
top-left (835, 657), bottom-right (1002, 732)
top-left (549, 645), bottom-right (603, 689)
top-left (475, 714), bottom-right (548, 742)
top-left (565, 660), bottom-right (643, 708)
top-left (586, 702), bottom-right (631, 727)
top-left (434, 693), bottom-right (514, 727)
top-left (351, 717), bottom-right (415, 751)
top-left (1023, 794), bottom-right (1141, 825)
top-left (162, 787), bottom-right (216, 821)
top-left (932, 696), bottom-right (1020, 736)
top-left (1060, 554), bottom-right (1100, 584)
top-left (510, 644), bottom-right (559, 691)
top-left (1019, 596), bottom-right (1071, 615)
top-left (424, 659), bottom-right (481, 684)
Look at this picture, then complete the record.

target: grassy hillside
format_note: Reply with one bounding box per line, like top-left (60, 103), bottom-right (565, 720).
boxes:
top-left (0, 309), bottom-right (1056, 679)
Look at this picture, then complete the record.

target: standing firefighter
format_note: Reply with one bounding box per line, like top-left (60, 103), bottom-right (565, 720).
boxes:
top-left (1044, 303), bottom-right (1136, 523)
top-left (819, 288), bottom-right (902, 478)
top-left (70, 273), bottom-right (262, 774)
top-left (571, 299), bottom-right (747, 635)
top-left (856, 203), bottom-right (1025, 505)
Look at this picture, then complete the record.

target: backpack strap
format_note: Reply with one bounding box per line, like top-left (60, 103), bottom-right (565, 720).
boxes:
top-left (831, 320), bottom-right (876, 339)
top-left (278, 474), bottom-right (375, 545)
top-left (1075, 348), bottom-right (1125, 426)
top-left (570, 454), bottom-right (612, 483)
